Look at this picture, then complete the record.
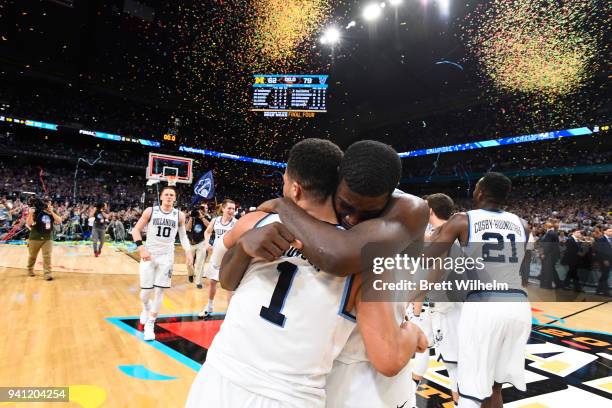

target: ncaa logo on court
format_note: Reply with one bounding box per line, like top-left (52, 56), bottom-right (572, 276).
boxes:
top-left (194, 178), bottom-right (212, 197)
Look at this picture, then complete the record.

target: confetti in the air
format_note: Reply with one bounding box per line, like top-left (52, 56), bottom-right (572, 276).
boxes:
top-left (251, 0), bottom-right (332, 66)
top-left (463, 0), bottom-right (603, 98)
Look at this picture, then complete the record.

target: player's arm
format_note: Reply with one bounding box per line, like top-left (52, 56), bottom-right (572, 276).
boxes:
top-left (178, 212), bottom-right (193, 266)
top-left (345, 276), bottom-right (427, 377)
top-left (218, 211), bottom-right (277, 290)
top-left (186, 216), bottom-right (193, 232)
top-left (357, 301), bottom-right (427, 377)
top-left (132, 207), bottom-right (152, 261)
top-left (203, 217), bottom-right (215, 249)
top-left (258, 196), bottom-right (429, 277)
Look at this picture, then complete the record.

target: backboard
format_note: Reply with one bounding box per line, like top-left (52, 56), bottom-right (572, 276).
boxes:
top-left (146, 153), bottom-right (193, 184)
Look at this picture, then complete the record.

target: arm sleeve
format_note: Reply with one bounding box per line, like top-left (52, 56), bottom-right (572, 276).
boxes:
top-left (178, 223), bottom-right (191, 252)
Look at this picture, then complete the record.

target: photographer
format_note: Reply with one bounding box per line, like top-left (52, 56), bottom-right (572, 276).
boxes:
top-left (186, 205), bottom-right (210, 288)
top-left (26, 198), bottom-right (61, 280)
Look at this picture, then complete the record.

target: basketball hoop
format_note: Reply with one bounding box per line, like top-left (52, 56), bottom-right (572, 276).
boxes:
top-left (167, 176), bottom-right (178, 187)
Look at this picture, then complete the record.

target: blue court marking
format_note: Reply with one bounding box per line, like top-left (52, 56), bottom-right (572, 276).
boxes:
top-left (543, 314), bottom-right (566, 324)
top-left (105, 313), bottom-right (224, 372)
top-left (532, 331), bottom-right (554, 338)
top-left (118, 365), bottom-right (177, 381)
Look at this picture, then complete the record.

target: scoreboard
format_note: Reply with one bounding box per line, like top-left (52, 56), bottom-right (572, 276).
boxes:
top-left (251, 74), bottom-right (328, 117)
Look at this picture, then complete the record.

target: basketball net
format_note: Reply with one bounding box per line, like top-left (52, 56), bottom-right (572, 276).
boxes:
top-left (167, 176), bottom-right (178, 187)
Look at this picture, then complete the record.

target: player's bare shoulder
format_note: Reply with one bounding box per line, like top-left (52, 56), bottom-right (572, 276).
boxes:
top-left (388, 190), bottom-right (429, 226)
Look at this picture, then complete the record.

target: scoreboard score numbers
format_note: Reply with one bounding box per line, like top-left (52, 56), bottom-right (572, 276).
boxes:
top-left (251, 74), bottom-right (328, 117)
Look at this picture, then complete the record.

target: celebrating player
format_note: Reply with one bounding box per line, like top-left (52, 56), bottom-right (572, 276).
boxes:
top-left (131, 186), bottom-right (193, 341)
top-left (186, 139), bottom-right (427, 408)
top-left (425, 173), bottom-right (531, 408)
top-left (198, 198), bottom-right (237, 316)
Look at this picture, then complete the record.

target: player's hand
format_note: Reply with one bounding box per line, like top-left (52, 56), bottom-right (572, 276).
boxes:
top-left (238, 222), bottom-right (302, 262)
top-left (139, 246), bottom-right (152, 261)
top-left (256, 198), bottom-right (285, 214)
top-left (185, 252), bottom-right (194, 268)
top-left (206, 243), bottom-right (213, 253)
top-left (401, 321), bottom-right (429, 353)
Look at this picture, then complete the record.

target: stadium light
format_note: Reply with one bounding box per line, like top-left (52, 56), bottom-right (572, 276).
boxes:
top-left (389, 0), bottom-right (403, 6)
top-left (362, 3), bottom-right (382, 21)
top-left (321, 27), bottom-right (340, 45)
top-left (438, 0), bottom-right (450, 16)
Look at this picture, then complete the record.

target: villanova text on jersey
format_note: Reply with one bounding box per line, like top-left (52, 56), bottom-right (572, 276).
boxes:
top-left (152, 217), bottom-right (177, 228)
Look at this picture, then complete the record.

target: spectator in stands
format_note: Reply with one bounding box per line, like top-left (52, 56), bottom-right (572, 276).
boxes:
top-left (593, 228), bottom-right (611, 296)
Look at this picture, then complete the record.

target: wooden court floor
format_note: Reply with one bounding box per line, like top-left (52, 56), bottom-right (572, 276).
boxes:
top-left (0, 242), bottom-right (610, 407)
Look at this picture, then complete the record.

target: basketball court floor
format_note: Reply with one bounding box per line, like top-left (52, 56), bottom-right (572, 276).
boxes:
top-left (1, 242), bottom-right (610, 407)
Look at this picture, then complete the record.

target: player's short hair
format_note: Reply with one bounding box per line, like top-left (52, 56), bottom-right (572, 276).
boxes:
top-left (95, 201), bottom-right (105, 210)
top-left (425, 193), bottom-right (454, 220)
top-left (286, 138), bottom-right (343, 201)
top-left (221, 199), bottom-right (235, 208)
top-left (478, 172), bottom-right (511, 204)
top-left (339, 140), bottom-right (401, 197)
top-left (160, 186), bottom-right (177, 196)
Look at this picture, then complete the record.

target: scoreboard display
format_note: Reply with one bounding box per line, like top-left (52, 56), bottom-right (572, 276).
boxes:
top-left (251, 74), bottom-right (328, 117)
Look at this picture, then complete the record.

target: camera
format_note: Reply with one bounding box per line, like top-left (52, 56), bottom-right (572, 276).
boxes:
top-left (29, 197), bottom-right (49, 213)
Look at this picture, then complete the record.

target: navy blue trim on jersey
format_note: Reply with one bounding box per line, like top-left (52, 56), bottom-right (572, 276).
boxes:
top-left (158, 205), bottom-right (174, 215)
top-left (219, 217), bottom-right (234, 227)
top-left (479, 208), bottom-right (504, 214)
top-left (338, 274), bottom-right (357, 322)
top-left (253, 213), bottom-right (274, 229)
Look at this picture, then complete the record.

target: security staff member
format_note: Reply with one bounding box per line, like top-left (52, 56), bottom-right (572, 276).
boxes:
top-left (26, 198), bottom-right (62, 280)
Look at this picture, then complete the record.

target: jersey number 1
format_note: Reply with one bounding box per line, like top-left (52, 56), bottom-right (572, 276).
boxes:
top-left (260, 262), bottom-right (297, 327)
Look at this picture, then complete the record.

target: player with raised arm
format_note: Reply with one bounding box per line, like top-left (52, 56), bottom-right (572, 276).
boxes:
top-left (131, 186), bottom-right (193, 341)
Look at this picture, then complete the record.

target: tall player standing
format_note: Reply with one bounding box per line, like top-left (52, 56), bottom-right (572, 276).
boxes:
top-left (131, 186), bottom-right (193, 341)
top-left (426, 173), bottom-right (531, 408)
top-left (198, 198), bottom-right (237, 317)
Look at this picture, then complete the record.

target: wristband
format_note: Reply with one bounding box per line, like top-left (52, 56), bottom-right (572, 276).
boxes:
top-left (135, 240), bottom-right (143, 247)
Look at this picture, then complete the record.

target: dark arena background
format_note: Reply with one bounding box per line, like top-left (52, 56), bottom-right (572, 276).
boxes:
top-left (0, 1), bottom-right (610, 407)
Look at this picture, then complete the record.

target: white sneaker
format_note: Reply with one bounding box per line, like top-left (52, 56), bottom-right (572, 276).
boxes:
top-left (140, 309), bottom-right (149, 325)
top-left (143, 320), bottom-right (155, 341)
top-left (198, 306), bottom-right (213, 318)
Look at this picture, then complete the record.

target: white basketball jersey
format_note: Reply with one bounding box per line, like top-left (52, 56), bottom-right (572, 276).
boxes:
top-left (465, 209), bottom-right (527, 292)
top-left (145, 206), bottom-right (180, 255)
top-left (205, 214), bottom-right (356, 407)
top-left (212, 216), bottom-right (237, 244)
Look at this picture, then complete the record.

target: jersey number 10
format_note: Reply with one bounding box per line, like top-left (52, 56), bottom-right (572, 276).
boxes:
top-left (156, 226), bottom-right (172, 238)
